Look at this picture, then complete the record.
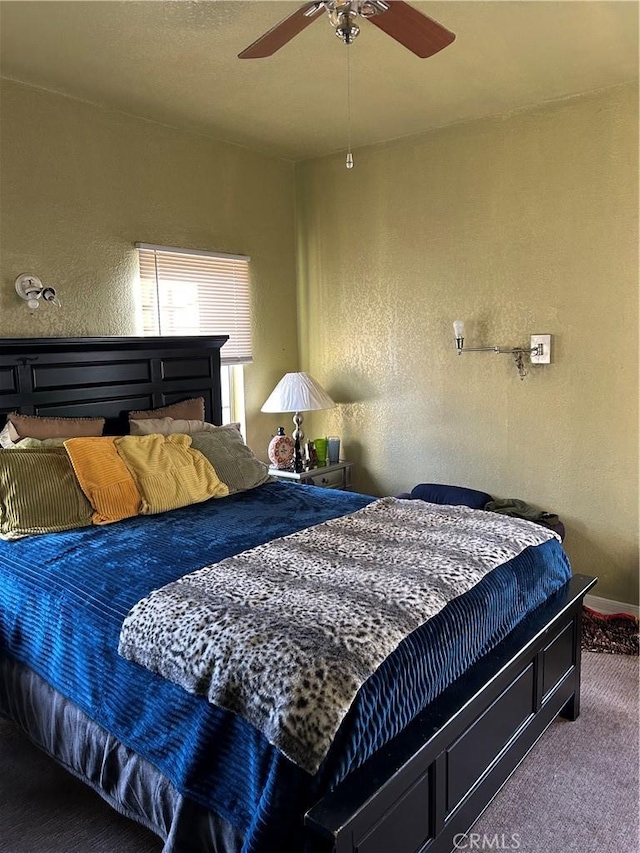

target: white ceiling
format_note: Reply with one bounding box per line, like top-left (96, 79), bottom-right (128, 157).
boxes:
top-left (1, 1), bottom-right (637, 161)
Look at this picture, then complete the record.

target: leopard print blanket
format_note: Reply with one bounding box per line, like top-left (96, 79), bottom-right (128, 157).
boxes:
top-left (118, 497), bottom-right (557, 774)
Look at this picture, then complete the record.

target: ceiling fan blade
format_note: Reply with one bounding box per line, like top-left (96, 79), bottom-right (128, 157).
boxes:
top-left (238, 2), bottom-right (325, 59)
top-left (367, 1), bottom-right (455, 58)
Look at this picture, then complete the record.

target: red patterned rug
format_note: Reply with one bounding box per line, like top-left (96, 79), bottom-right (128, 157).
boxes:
top-left (582, 607), bottom-right (639, 655)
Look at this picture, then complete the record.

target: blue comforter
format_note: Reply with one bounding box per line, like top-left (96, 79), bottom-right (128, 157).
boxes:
top-left (0, 482), bottom-right (571, 852)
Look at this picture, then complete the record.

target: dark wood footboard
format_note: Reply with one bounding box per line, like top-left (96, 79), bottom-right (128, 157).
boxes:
top-left (306, 574), bottom-right (596, 853)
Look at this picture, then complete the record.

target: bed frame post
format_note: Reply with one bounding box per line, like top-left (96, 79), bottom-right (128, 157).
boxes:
top-left (559, 601), bottom-right (584, 721)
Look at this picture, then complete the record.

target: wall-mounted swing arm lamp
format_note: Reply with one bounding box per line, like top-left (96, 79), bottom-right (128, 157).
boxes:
top-left (453, 321), bottom-right (551, 380)
top-left (15, 274), bottom-right (61, 310)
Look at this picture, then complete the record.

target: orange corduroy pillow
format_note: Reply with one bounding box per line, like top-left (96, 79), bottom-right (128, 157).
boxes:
top-left (64, 437), bottom-right (142, 525)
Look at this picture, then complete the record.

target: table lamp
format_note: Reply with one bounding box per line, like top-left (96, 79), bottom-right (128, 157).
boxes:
top-left (261, 372), bottom-right (335, 471)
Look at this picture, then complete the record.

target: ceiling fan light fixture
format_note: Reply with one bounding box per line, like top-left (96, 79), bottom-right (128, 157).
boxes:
top-left (359, 1), bottom-right (388, 18)
top-left (327, 3), bottom-right (352, 23)
top-left (326, 0), bottom-right (387, 21)
top-left (335, 20), bottom-right (360, 44)
top-left (327, 3), bottom-right (361, 45)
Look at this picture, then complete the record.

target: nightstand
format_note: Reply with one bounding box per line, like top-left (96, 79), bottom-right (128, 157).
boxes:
top-left (268, 461), bottom-right (353, 491)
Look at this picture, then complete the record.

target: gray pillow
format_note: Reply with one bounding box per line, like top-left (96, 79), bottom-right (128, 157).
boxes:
top-left (190, 428), bottom-right (270, 494)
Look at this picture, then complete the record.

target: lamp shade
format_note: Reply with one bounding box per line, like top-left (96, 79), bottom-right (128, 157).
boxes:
top-left (261, 372), bottom-right (335, 413)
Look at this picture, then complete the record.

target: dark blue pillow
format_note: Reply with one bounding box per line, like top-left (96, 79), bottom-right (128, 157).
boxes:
top-left (410, 483), bottom-right (493, 510)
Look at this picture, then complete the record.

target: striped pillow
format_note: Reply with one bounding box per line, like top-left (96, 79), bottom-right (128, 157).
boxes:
top-left (0, 448), bottom-right (93, 540)
top-left (190, 428), bottom-right (270, 494)
top-left (114, 434), bottom-right (229, 515)
top-left (64, 437), bottom-right (142, 525)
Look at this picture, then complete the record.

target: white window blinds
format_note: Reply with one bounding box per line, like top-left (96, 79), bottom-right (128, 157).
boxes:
top-left (136, 243), bottom-right (252, 365)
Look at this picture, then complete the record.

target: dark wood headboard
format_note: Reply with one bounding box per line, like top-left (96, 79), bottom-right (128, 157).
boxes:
top-left (0, 336), bottom-right (228, 434)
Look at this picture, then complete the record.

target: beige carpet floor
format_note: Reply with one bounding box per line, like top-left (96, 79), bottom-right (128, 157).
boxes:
top-left (0, 651), bottom-right (637, 852)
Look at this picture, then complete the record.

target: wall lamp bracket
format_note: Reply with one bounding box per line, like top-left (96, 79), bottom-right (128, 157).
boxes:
top-left (453, 321), bottom-right (551, 380)
top-left (15, 273), bottom-right (62, 311)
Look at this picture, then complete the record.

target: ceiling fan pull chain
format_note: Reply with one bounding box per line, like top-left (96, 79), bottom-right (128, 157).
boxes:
top-left (346, 43), bottom-right (354, 169)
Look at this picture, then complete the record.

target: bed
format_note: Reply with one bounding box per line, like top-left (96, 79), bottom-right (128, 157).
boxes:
top-left (0, 335), bottom-right (596, 853)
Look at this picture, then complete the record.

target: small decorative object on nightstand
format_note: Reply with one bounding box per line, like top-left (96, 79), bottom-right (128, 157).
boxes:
top-left (306, 440), bottom-right (318, 469)
top-left (268, 461), bottom-right (353, 491)
top-left (327, 436), bottom-right (340, 465)
top-left (314, 437), bottom-right (328, 467)
top-left (267, 427), bottom-right (295, 470)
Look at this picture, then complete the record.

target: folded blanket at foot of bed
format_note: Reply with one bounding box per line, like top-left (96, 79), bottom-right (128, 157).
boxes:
top-left (119, 497), bottom-right (558, 774)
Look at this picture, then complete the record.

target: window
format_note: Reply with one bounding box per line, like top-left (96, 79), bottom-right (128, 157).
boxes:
top-left (136, 243), bottom-right (251, 425)
top-left (219, 361), bottom-right (245, 429)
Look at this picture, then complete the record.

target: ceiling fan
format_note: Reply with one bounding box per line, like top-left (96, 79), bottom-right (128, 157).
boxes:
top-left (238, 1), bottom-right (455, 59)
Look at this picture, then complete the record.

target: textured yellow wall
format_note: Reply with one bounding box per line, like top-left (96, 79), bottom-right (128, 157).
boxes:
top-left (296, 84), bottom-right (639, 604)
top-left (2, 79), bottom-right (638, 604)
top-left (0, 79), bottom-right (298, 453)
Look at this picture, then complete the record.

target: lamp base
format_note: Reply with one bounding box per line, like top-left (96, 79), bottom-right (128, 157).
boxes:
top-left (294, 433), bottom-right (304, 473)
top-left (292, 411), bottom-right (306, 472)
top-left (292, 411), bottom-right (304, 443)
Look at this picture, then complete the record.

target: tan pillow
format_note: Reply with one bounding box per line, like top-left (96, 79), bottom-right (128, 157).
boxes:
top-left (128, 397), bottom-right (205, 422)
top-left (114, 434), bottom-right (229, 514)
top-left (129, 417), bottom-right (214, 436)
top-left (129, 417), bottom-right (241, 437)
top-left (0, 448), bottom-right (93, 540)
top-left (8, 412), bottom-right (105, 441)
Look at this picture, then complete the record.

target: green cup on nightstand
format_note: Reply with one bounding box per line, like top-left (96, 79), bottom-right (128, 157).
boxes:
top-left (314, 437), bottom-right (328, 467)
